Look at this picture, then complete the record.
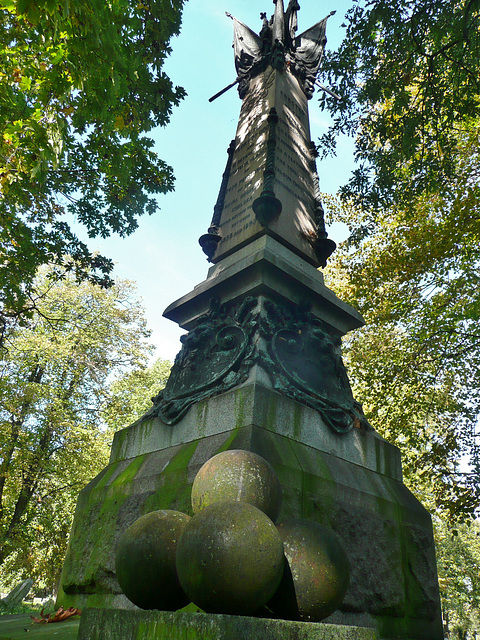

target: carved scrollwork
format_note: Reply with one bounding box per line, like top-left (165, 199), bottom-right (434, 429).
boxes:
top-left (146, 298), bottom-right (258, 425)
top-left (260, 300), bottom-right (370, 434)
top-left (143, 295), bottom-right (369, 435)
top-left (273, 329), bottom-right (303, 355)
top-left (216, 325), bottom-right (244, 351)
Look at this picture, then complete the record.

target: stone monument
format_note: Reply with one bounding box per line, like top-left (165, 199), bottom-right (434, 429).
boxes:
top-left (58, 3), bottom-right (444, 639)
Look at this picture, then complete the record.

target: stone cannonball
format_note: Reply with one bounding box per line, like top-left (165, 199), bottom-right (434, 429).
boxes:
top-left (191, 449), bottom-right (282, 522)
top-left (268, 519), bottom-right (350, 622)
top-left (176, 500), bottom-right (284, 616)
top-left (115, 510), bottom-right (191, 611)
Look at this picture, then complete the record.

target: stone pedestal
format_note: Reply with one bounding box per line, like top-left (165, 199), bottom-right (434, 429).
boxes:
top-left (77, 608), bottom-right (380, 640)
top-left (58, 376), bottom-right (443, 640)
top-left (164, 235), bottom-right (362, 334)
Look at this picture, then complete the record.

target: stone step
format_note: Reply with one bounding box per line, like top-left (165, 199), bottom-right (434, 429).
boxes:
top-left (77, 609), bottom-right (379, 640)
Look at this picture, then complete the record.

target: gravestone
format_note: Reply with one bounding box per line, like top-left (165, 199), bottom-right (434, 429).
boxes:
top-left (59, 3), bottom-right (444, 639)
top-left (0, 579), bottom-right (33, 611)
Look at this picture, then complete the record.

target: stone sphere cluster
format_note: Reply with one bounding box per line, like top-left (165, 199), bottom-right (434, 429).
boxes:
top-left (115, 449), bottom-right (350, 621)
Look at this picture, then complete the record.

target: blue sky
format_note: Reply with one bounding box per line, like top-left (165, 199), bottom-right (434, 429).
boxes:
top-left (84, 0), bottom-right (356, 361)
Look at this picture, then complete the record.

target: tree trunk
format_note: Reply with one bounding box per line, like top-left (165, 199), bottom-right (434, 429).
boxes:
top-left (0, 364), bottom-right (44, 520)
top-left (0, 365), bottom-right (80, 567)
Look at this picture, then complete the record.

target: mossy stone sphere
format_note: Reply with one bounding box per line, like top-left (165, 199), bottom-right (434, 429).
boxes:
top-left (268, 519), bottom-right (350, 622)
top-left (115, 510), bottom-right (191, 610)
top-left (191, 449), bottom-right (282, 522)
top-left (176, 500), bottom-right (284, 616)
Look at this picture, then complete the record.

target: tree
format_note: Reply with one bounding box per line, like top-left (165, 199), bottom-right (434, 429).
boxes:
top-left (316, 0), bottom-right (480, 520)
top-left (0, 269), bottom-right (152, 591)
top-left (436, 519), bottom-right (480, 639)
top-left (324, 192), bottom-right (480, 521)
top-left (319, 0), bottom-right (479, 214)
top-left (323, 187), bottom-right (480, 630)
top-left (312, 2), bottom-right (480, 626)
top-left (103, 357), bottom-right (171, 432)
top-left (0, 0), bottom-right (185, 333)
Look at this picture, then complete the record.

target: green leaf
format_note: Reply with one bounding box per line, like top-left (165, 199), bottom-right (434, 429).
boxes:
top-left (15, 0), bottom-right (32, 13)
top-left (0, 0), bottom-right (185, 324)
top-left (0, 270), bottom-right (153, 590)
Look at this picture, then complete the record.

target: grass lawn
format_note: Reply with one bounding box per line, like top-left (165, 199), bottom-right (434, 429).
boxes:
top-left (0, 614), bottom-right (79, 640)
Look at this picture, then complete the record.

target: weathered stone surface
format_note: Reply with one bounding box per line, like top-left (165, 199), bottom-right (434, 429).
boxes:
top-left (115, 510), bottom-right (191, 611)
top-left (212, 68), bottom-right (319, 266)
top-left (329, 505), bottom-right (405, 616)
top-left (58, 444), bottom-right (198, 600)
top-left (176, 501), bottom-right (284, 616)
top-left (58, 384), bottom-right (443, 639)
top-left (77, 608), bottom-right (380, 640)
top-left (191, 449), bottom-right (282, 521)
top-left (161, 289), bottom-right (368, 430)
top-left (404, 523), bottom-right (442, 621)
top-left (164, 235), bottom-right (363, 335)
top-left (108, 382), bottom-right (402, 480)
top-left (271, 519), bottom-right (350, 622)
top-left (0, 579), bottom-right (33, 611)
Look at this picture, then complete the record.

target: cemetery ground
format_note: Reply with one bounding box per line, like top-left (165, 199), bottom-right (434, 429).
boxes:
top-left (0, 613), bottom-right (79, 640)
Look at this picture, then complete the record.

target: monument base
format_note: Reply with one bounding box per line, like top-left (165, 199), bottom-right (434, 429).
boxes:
top-left (77, 608), bottom-right (379, 640)
top-left (58, 377), bottom-right (443, 640)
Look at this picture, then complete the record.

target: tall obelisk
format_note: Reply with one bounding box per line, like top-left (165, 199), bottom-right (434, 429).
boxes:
top-left (59, 5), bottom-right (444, 640)
top-left (199, 1), bottom-right (336, 267)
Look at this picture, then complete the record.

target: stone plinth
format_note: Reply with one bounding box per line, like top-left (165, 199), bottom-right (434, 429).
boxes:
top-left (58, 379), bottom-right (443, 640)
top-left (77, 608), bottom-right (379, 640)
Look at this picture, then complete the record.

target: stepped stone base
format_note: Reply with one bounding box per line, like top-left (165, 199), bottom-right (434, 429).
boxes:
top-left (77, 608), bottom-right (379, 640)
top-left (58, 379), bottom-right (443, 640)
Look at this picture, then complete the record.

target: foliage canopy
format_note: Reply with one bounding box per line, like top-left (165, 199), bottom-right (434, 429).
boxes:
top-left (320, 0), bottom-right (479, 213)
top-left (0, 269), bottom-right (152, 590)
top-left (435, 519), bottom-right (480, 638)
top-left (320, 0), bottom-right (480, 522)
top-left (0, 0), bottom-right (185, 325)
top-left (325, 188), bottom-right (480, 523)
top-left (103, 358), bottom-right (171, 432)
top-left (319, 1), bottom-right (480, 628)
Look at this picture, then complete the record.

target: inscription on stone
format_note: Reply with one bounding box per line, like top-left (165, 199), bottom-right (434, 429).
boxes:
top-left (214, 67), bottom-right (318, 264)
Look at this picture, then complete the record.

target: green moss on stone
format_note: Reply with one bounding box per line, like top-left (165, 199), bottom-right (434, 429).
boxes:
top-left (58, 591), bottom-right (121, 610)
top-left (252, 429), bottom-right (299, 469)
top-left (136, 618), bottom-right (218, 640)
top-left (110, 427), bottom-right (129, 461)
top-left (92, 463), bottom-right (119, 490)
top-left (111, 455), bottom-right (147, 486)
top-left (82, 495), bottom-right (128, 579)
top-left (195, 406), bottom-right (207, 438)
top-left (289, 439), bottom-right (333, 482)
top-left (143, 471), bottom-right (193, 515)
top-left (214, 429), bottom-right (241, 454)
top-left (234, 388), bottom-right (247, 428)
top-left (78, 609), bottom-right (381, 640)
top-left (266, 394), bottom-right (278, 433)
top-left (61, 461), bottom-right (145, 596)
top-left (142, 441), bottom-right (200, 515)
top-left (374, 613), bottom-right (408, 639)
top-left (164, 441), bottom-right (199, 473)
top-left (293, 403), bottom-right (302, 439)
top-left (301, 472), bottom-right (335, 520)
